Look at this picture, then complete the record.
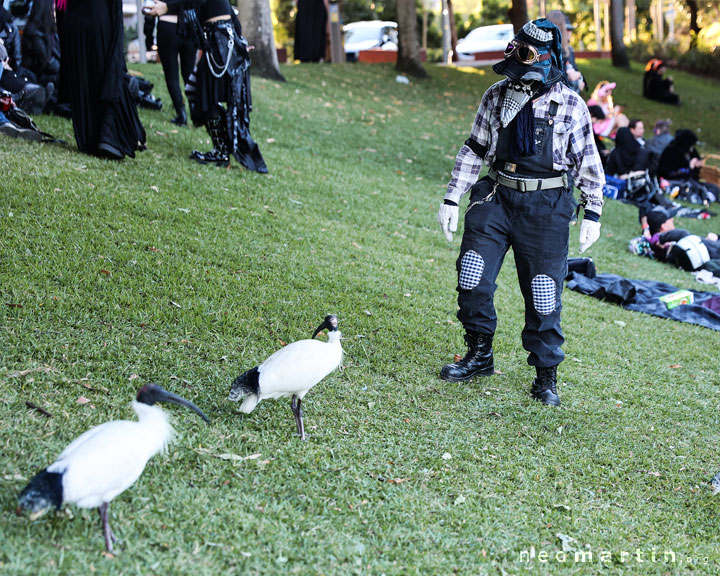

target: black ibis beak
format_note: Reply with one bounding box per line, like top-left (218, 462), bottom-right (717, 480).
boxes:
top-left (137, 384), bottom-right (209, 422)
top-left (311, 314), bottom-right (339, 339)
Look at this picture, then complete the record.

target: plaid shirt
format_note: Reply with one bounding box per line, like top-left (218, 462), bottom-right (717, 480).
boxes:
top-left (445, 80), bottom-right (605, 215)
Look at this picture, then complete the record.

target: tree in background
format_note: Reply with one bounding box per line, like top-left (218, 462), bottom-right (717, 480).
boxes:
top-left (396, 0), bottom-right (427, 77)
top-left (237, 0), bottom-right (285, 81)
top-left (508, 0), bottom-right (528, 33)
top-left (610, 0), bottom-right (629, 67)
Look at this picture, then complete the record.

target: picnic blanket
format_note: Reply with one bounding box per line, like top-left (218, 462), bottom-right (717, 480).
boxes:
top-left (566, 272), bottom-right (720, 331)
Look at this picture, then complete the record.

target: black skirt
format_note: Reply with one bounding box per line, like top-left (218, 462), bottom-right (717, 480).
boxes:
top-left (56, 0), bottom-right (145, 158)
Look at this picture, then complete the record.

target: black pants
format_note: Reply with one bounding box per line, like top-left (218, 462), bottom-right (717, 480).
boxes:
top-left (156, 20), bottom-right (197, 113)
top-left (457, 177), bottom-right (575, 367)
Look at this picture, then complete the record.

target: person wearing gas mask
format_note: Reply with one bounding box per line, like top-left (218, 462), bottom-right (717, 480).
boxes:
top-left (437, 19), bottom-right (604, 407)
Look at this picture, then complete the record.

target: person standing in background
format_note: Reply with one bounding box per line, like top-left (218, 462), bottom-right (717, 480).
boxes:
top-left (55, 0), bottom-right (146, 159)
top-left (294, 0), bottom-right (328, 63)
top-left (145, 0), bottom-right (267, 173)
top-left (146, 2), bottom-right (198, 126)
top-left (437, 19), bottom-right (604, 407)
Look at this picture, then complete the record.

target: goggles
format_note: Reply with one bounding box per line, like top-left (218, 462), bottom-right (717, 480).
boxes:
top-left (504, 40), bottom-right (553, 65)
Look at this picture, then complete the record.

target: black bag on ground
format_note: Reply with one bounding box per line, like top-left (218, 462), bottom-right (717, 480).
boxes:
top-left (567, 257), bottom-right (597, 280)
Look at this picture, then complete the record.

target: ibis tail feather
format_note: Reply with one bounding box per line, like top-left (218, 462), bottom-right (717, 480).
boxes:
top-left (229, 366), bottom-right (260, 402)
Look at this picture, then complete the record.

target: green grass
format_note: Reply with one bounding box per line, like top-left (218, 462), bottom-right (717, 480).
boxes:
top-left (1, 59), bottom-right (720, 575)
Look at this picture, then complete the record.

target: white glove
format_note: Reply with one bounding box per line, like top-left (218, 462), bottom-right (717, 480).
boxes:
top-left (578, 219), bottom-right (601, 253)
top-left (438, 203), bottom-right (459, 242)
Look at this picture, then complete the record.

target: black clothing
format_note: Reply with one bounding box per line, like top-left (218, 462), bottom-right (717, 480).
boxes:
top-left (0, 7), bottom-right (22, 69)
top-left (645, 132), bottom-right (673, 177)
top-left (657, 130), bottom-right (700, 181)
top-left (21, 28), bottom-right (60, 86)
top-left (458, 102), bottom-right (572, 368)
top-left (643, 69), bottom-right (679, 105)
top-left (294, 0), bottom-right (327, 62)
top-left (167, 0), bottom-right (231, 21)
top-left (166, 0), bottom-right (266, 173)
top-left (605, 127), bottom-right (649, 176)
top-left (0, 69), bottom-right (46, 114)
top-left (56, 0), bottom-right (146, 158)
top-left (156, 19), bottom-right (197, 116)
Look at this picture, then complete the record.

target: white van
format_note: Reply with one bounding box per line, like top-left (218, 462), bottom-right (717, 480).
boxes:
top-left (454, 23), bottom-right (514, 61)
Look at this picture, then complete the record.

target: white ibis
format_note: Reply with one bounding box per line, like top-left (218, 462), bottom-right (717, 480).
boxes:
top-left (18, 384), bottom-right (208, 553)
top-left (229, 314), bottom-right (342, 440)
top-left (711, 471), bottom-right (720, 495)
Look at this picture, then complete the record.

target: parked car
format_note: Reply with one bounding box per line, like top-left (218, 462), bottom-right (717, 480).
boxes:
top-left (343, 20), bottom-right (398, 62)
top-left (454, 23), bottom-right (514, 61)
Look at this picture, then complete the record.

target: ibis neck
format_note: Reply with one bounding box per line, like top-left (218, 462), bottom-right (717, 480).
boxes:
top-left (132, 401), bottom-right (174, 454)
top-left (327, 330), bottom-right (342, 344)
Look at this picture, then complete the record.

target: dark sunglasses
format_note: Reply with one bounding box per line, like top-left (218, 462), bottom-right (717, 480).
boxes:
top-left (504, 40), bottom-right (552, 65)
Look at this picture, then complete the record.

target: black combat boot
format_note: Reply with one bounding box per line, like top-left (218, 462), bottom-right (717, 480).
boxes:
top-left (191, 115), bottom-right (229, 166)
top-left (531, 366), bottom-right (560, 406)
top-left (439, 331), bottom-right (494, 382)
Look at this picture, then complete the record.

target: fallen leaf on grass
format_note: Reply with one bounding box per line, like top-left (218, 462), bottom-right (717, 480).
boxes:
top-left (101, 551), bottom-right (115, 559)
top-left (669, 364), bottom-right (682, 369)
top-left (76, 396), bottom-right (91, 405)
top-left (100, 269), bottom-right (111, 276)
top-left (215, 453), bottom-right (262, 462)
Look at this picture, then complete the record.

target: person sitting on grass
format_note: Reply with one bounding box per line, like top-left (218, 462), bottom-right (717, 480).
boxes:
top-left (587, 80), bottom-right (628, 138)
top-left (657, 129), bottom-right (718, 205)
top-left (643, 59), bottom-right (679, 105)
top-left (645, 119), bottom-right (673, 177)
top-left (646, 208), bottom-right (720, 266)
top-left (605, 124), bottom-right (649, 177)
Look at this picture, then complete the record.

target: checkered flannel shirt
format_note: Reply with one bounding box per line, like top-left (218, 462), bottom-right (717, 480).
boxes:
top-left (445, 79), bottom-right (605, 216)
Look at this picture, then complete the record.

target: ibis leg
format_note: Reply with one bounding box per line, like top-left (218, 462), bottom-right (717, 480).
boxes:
top-left (291, 395), bottom-right (306, 441)
top-left (98, 502), bottom-right (116, 552)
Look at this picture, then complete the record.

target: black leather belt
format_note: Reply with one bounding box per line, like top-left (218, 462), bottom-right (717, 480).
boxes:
top-left (488, 168), bottom-right (568, 192)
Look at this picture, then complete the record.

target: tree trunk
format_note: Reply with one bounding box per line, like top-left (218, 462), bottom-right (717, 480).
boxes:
top-left (508, 0), bottom-right (528, 34)
top-left (236, 0), bottom-right (285, 81)
top-left (395, 0), bottom-right (428, 78)
top-left (609, 0), bottom-right (629, 68)
top-left (685, 0), bottom-right (700, 35)
top-left (447, 0), bottom-right (458, 62)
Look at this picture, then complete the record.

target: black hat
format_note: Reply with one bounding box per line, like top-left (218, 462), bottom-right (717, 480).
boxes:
top-left (647, 209), bottom-right (670, 235)
top-left (492, 19), bottom-right (564, 85)
top-left (587, 105), bottom-right (605, 120)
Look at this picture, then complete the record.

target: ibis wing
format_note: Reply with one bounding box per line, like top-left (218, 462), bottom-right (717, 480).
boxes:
top-left (50, 421), bottom-right (156, 508)
top-left (258, 339), bottom-right (342, 396)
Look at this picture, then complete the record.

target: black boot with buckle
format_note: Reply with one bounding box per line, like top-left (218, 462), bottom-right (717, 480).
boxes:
top-left (440, 331), bottom-right (494, 382)
top-left (191, 115), bottom-right (230, 167)
top-left (531, 366), bottom-right (560, 406)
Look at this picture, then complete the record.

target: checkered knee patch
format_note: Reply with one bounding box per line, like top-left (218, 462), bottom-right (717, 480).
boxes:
top-left (531, 274), bottom-right (557, 315)
top-left (459, 250), bottom-right (485, 290)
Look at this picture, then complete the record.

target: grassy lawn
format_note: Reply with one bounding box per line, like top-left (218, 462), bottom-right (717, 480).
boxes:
top-left (1, 58), bottom-right (719, 575)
